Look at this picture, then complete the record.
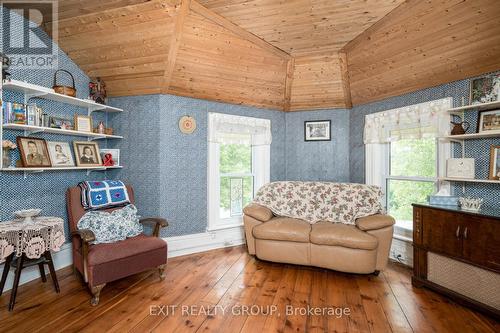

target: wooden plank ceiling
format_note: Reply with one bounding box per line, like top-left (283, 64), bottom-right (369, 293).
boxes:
top-left (45, 0), bottom-right (500, 110)
top-left (343, 0), bottom-right (500, 106)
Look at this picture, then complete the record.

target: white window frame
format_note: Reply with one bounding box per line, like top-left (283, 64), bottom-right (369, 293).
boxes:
top-left (366, 139), bottom-right (450, 234)
top-left (207, 124), bottom-right (270, 232)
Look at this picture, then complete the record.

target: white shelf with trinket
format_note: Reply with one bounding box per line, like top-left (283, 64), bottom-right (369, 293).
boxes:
top-left (0, 77), bottom-right (124, 176)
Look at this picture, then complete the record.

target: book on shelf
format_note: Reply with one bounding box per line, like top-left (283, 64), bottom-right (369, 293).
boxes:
top-left (1, 100), bottom-right (43, 126)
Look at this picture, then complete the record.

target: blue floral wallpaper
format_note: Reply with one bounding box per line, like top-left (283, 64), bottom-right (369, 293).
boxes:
top-left (107, 95), bottom-right (286, 237)
top-left (284, 109), bottom-right (350, 182)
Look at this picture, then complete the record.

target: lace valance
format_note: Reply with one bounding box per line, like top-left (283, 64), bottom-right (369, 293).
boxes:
top-left (364, 98), bottom-right (452, 144)
top-left (208, 113), bottom-right (272, 146)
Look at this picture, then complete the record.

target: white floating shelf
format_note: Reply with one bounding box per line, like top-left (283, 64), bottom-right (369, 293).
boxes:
top-left (2, 79), bottom-right (123, 113)
top-left (441, 132), bottom-right (500, 140)
top-left (448, 100), bottom-right (500, 114)
top-left (1, 166), bottom-right (122, 172)
top-left (438, 177), bottom-right (500, 184)
top-left (2, 123), bottom-right (123, 139)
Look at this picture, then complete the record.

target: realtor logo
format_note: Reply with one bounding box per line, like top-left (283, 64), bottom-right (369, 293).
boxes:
top-left (1, 0), bottom-right (58, 70)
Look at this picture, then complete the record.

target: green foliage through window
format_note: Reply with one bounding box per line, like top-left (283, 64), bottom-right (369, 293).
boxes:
top-left (219, 144), bottom-right (253, 218)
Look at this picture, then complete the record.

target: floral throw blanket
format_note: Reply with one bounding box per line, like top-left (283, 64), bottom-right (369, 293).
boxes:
top-left (253, 181), bottom-right (384, 225)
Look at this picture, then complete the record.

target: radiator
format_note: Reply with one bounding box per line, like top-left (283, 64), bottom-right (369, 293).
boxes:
top-left (427, 252), bottom-right (500, 310)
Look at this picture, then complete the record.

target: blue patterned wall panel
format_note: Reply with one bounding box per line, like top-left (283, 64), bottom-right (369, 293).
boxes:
top-left (0, 9), bottom-right (112, 239)
top-left (349, 74), bottom-right (500, 208)
top-left (108, 94), bottom-right (286, 237)
top-left (284, 109), bottom-right (350, 182)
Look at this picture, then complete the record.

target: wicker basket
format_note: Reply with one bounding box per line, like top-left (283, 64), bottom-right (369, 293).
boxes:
top-left (52, 69), bottom-right (76, 97)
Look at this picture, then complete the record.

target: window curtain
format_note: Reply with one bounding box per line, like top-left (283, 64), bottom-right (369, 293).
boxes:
top-left (363, 98), bottom-right (452, 144)
top-left (208, 113), bottom-right (272, 146)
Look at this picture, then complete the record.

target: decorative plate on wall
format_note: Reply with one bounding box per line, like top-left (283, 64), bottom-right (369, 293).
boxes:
top-left (179, 115), bottom-right (196, 134)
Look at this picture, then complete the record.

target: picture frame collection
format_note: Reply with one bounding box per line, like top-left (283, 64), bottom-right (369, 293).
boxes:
top-left (16, 136), bottom-right (119, 168)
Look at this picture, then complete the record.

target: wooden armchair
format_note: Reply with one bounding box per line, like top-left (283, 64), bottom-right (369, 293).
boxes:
top-left (66, 185), bottom-right (168, 306)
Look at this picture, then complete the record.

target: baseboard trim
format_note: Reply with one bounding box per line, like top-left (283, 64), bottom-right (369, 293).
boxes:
top-left (0, 243), bottom-right (72, 293)
top-left (0, 227), bottom-right (246, 291)
top-left (164, 226), bottom-right (246, 258)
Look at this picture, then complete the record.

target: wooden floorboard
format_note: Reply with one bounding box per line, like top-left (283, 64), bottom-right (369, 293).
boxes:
top-left (0, 245), bottom-right (497, 333)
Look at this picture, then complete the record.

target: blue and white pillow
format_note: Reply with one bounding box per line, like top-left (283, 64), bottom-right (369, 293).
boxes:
top-left (77, 204), bottom-right (143, 244)
top-left (79, 180), bottom-right (130, 210)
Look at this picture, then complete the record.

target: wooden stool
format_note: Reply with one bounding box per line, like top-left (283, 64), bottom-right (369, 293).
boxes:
top-left (0, 251), bottom-right (60, 311)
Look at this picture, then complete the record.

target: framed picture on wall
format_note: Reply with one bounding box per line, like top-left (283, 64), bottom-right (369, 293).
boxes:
top-left (489, 145), bottom-right (500, 180)
top-left (47, 141), bottom-right (75, 167)
top-left (16, 136), bottom-right (52, 167)
top-left (304, 120), bottom-right (331, 141)
top-left (73, 141), bottom-right (102, 167)
top-left (74, 115), bottom-right (93, 133)
top-left (470, 74), bottom-right (500, 105)
top-left (477, 109), bottom-right (500, 134)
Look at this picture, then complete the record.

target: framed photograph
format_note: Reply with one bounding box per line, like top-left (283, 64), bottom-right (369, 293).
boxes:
top-left (100, 148), bottom-right (120, 166)
top-left (74, 115), bottom-right (93, 133)
top-left (304, 120), bottom-right (331, 141)
top-left (446, 158), bottom-right (475, 179)
top-left (73, 141), bottom-right (102, 167)
top-left (47, 141), bottom-right (75, 167)
top-left (470, 74), bottom-right (500, 105)
top-left (477, 109), bottom-right (500, 134)
top-left (489, 145), bottom-right (500, 180)
top-left (49, 116), bottom-right (73, 130)
top-left (16, 136), bottom-right (51, 167)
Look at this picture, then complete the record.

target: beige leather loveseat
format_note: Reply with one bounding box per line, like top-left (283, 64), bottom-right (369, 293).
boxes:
top-left (243, 204), bottom-right (395, 274)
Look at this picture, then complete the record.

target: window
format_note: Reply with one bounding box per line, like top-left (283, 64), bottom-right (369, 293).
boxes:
top-left (219, 143), bottom-right (254, 219)
top-left (365, 98), bottom-right (452, 236)
top-left (208, 113), bottom-right (271, 231)
top-left (387, 138), bottom-right (437, 230)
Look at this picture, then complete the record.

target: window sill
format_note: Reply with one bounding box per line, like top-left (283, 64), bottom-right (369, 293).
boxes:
top-left (207, 223), bottom-right (244, 232)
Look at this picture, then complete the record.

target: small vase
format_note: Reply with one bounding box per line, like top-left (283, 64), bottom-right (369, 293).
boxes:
top-left (2, 148), bottom-right (11, 168)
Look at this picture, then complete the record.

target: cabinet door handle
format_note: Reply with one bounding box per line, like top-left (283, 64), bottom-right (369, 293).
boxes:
top-left (456, 226), bottom-right (460, 238)
top-left (464, 227), bottom-right (468, 239)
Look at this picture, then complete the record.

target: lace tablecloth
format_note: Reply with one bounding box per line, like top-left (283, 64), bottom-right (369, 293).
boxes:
top-left (0, 217), bottom-right (65, 263)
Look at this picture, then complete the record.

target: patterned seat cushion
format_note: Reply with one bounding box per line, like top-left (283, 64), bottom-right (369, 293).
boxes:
top-left (77, 204), bottom-right (143, 244)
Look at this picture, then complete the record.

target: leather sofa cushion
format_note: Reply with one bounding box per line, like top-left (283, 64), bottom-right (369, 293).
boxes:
top-left (253, 217), bottom-right (311, 243)
top-left (355, 214), bottom-right (395, 231)
top-left (310, 222), bottom-right (378, 250)
top-left (243, 203), bottom-right (274, 222)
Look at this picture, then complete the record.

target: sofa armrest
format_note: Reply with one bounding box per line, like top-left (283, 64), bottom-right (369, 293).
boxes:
top-left (243, 215), bottom-right (263, 255)
top-left (243, 203), bottom-right (273, 222)
top-left (356, 214), bottom-right (395, 231)
top-left (140, 217), bottom-right (169, 237)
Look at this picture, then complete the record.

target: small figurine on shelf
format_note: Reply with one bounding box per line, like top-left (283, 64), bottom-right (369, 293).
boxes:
top-left (89, 77), bottom-right (107, 104)
top-left (97, 121), bottom-right (105, 134)
top-left (102, 153), bottom-right (115, 166)
top-left (2, 140), bottom-right (17, 168)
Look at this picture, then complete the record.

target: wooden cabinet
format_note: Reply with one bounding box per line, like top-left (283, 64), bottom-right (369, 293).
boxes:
top-left (421, 208), bottom-right (462, 257)
top-left (462, 217), bottom-right (500, 271)
top-left (412, 204), bottom-right (500, 319)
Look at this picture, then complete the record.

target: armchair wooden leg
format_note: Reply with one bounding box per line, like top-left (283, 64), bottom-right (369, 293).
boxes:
top-left (90, 283), bottom-right (106, 306)
top-left (158, 264), bottom-right (167, 281)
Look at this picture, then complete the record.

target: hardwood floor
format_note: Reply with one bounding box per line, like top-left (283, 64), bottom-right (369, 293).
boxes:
top-left (0, 246), bottom-right (498, 333)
